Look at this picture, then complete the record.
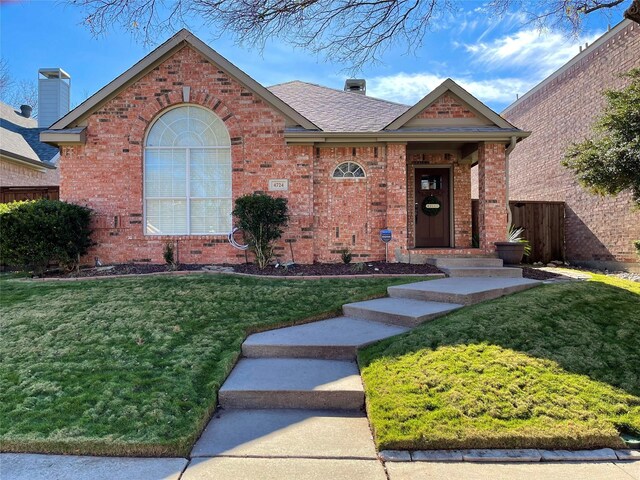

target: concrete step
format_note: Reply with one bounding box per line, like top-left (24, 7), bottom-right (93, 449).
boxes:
top-left (428, 257), bottom-right (503, 268)
top-left (442, 266), bottom-right (522, 278)
top-left (218, 358), bottom-right (364, 410)
top-left (388, 277), bottom-right (541, 305)
top-left (242, 317), bottom-right (409, 360)
top-left (342, 297), bottom-right (463, 327)
top-left (191, 409), bottom-right (377, 459)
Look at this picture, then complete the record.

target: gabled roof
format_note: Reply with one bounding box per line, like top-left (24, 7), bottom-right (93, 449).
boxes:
top-left (268, 81), bottom-right (410, 132)
top-left (49, 29), bottom-right (319, 131)
top-left (0, 102), bottom-right (58, 169)
top-left (385, 78), bottom-right (517, 131)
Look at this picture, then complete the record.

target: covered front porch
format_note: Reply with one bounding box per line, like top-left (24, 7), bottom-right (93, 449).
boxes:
top-left (385, 140), bottom-right (513, 263)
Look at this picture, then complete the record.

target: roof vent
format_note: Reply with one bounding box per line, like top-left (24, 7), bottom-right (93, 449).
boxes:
top-left (344, 79), bottom-right (366, 95)
top-left (38, 68), bottom-right (71, 128)
top-left (20, 105), bottom-right (32, 118)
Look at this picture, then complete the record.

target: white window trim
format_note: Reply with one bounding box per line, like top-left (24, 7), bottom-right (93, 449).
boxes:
top-left (143, 105), bottom-right (232, 236)
top-left (331, 161), bottom-right (367, 180)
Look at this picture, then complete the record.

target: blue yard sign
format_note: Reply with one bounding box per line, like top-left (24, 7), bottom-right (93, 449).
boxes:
top-left (380, 229), bottom-right (392, 262)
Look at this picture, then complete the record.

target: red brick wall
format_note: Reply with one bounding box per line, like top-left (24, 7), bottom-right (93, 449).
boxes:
top-left (0, 158), bottom-right (59, 187)
top-left (503, 20), bottom-right (640, 270)
top-left (60, 45), bottom-right (504, 266)
top-left (386, 143), bottom-right (409, 261)
top-left (312, 146), bottom-right (387, 263)
top-left (415, 93), bottom-right (477, 119)
top-left (60, 45), bottom-right (316, 265)
top-left (477, 142), bottom-right (508, 251)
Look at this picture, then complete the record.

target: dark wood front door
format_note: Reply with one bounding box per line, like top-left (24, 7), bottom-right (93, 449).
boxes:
top-left (414, 168), bottom-right (451, 247)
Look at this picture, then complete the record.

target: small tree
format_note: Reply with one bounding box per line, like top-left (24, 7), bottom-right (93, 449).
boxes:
top-left (232, 193), bottom-right (288, 269)
top-left (0, 200), bottom-right (93, 274)
top-left (563, 68), bottom-right (640, 207)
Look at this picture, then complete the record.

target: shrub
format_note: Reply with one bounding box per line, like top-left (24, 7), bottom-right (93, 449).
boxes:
top-left (0, 199), bottom-right (93, 274)
top-left (163, 242), bottom-right (177, 270)
top-left (232, 193), bottom-right (288, 269)
top-left (635, 240), bottom-right (640, 256)
top-left (340, 248), bottom-right (353, 264)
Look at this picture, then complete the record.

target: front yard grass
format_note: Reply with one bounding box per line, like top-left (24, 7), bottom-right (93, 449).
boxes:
top-left (359, 274), bottom-right (640, 450)
top-left (0, 273), bottom-right (423, 457)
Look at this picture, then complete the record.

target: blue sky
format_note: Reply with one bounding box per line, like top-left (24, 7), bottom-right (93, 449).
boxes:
top-left (0, 0), bottom-right (628, 112)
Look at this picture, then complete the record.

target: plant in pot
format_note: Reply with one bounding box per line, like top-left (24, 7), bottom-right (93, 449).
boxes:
top-left (495, 225), bottom-right (531, 265)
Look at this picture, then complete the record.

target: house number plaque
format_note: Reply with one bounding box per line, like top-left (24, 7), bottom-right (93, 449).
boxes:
top-left (268, 179), bottom-right (289, 191)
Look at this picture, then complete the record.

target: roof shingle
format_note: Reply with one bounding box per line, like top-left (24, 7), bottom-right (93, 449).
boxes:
top-left (268, 81), bottom-right (410, 132)
top-left (0, 102), bottom-right (59, 164)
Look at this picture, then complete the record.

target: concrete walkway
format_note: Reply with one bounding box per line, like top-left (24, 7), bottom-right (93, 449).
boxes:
top-left (181, 262), bottom-right (544, 479)
top-left (5, 260), bottom-right (638, 479)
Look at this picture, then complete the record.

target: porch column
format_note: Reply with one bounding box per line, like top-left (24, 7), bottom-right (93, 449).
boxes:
top-left (385, 143), bottom-right (408, 261)
top-left (477, 142), bottom-right (508, 251)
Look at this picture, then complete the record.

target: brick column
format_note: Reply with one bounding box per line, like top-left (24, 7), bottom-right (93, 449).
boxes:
top-left (385, 143), bottom-right (408, 261)
top-left (477, 142), bottom-right (508, 251)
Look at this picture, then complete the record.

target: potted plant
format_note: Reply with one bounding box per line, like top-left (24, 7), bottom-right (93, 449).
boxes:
top-left (495, 225), bottom-right (531, 265)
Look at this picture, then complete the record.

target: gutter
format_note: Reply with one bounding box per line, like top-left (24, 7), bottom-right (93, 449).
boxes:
top-left (505, 136), bottom-right (517, 230)
top-left (0, 150), bottom-right (57, 170)
top-left (284, 130), bottom-right (531, 144)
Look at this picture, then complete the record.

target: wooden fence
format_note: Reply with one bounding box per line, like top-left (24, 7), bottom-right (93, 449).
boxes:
top-left (472, 200), bottom-right (565, 264)
top-left (0, 186), bottom-right (59, 203)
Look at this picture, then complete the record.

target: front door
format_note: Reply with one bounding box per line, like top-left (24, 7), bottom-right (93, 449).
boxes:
top-left (414, 168), bottom-right (451, 247)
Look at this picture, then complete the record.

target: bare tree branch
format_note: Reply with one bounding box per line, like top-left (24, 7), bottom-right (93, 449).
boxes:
top-left (0, 58), bottom-right (14, 98)
top-left (66, 0), bottom-right (634, 71)
top-left (0, 59), bottom-right (38, 117)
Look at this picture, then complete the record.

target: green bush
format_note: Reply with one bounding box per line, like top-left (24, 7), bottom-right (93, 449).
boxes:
top-left (163, 242), bottom-right (177, 269)
top-left (635, 240), bottom-right (640, 256)
top-left (340, 248), bottom-right (353, 264)
top-left (232, 193), bottom-right (288, 269)
top-left (0, 199), bottom-right (93, 274)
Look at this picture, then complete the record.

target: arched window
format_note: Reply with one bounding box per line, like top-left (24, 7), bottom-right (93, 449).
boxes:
top-left (332, 161), bottom-right (365, 178)
top-left (144, 105), bottom-right (232, 235)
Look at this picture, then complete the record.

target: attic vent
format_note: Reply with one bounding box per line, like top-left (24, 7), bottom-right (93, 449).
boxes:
top-left (344, 79), bottom-right (366, 95)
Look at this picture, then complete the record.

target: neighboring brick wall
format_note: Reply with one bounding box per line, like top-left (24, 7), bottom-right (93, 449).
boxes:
top-left (415, 93), bottom-right (476, 119)
top-left (503, 20), bottom-right (640, 270)
top-left (0, 158), bottom-right (59, 187)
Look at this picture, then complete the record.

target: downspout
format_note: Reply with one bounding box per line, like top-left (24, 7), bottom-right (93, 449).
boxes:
top-left (505, 136), bottom-right (517, 231)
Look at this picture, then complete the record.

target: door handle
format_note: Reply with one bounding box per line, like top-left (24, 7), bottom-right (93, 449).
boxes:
top-left (415, 202), bottom-right (419, 223)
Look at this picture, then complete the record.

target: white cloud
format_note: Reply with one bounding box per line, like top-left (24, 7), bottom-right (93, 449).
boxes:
top-left (367, 72), bottom-right (536, 107)
top-left (464, 27), bottom-right (603, 75)
top-left (366, 26), bottom-right (606, 109)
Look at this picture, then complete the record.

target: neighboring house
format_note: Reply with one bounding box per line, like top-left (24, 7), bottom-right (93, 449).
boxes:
top-left (503, 19), bottom-right (640, 272)
top-left (0, 101), bottom-right (60, 202)
top-left (41, 29), bottom-right (527, 265)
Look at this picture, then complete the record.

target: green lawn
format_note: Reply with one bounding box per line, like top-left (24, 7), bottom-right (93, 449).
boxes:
top-left (359, 274), bottom-right (640, 451)
top-left (0, 273), bottom-right (422, 457)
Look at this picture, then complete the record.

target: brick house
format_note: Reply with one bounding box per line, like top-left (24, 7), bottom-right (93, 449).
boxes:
top-left (41, 29), bottom-right (527, 265)
top-left (0, 101), bottom-right (60, 202)
top-left (502, 19), bottom-right (639, 272)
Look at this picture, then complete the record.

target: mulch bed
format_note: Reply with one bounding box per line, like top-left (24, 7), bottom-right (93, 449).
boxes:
top-left (35, 263), bottom-right (559, 280)
top-left (40, 263), bottom-right (204, 278)
top-left (232, 261), bottom-right (442, 276)
top-left (521, 266), bottom-right (563, 280)
top-left (37, 261), bottom-right (443, 278)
